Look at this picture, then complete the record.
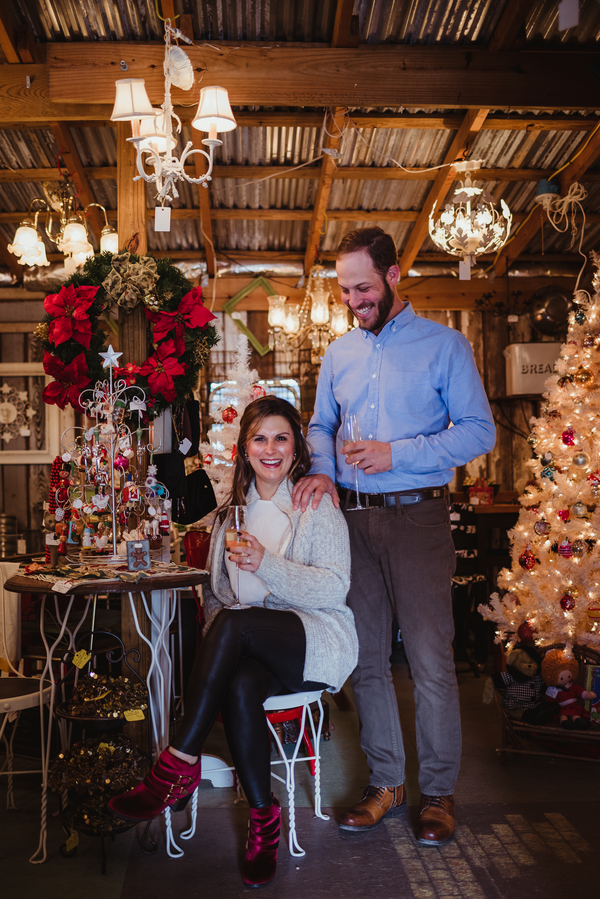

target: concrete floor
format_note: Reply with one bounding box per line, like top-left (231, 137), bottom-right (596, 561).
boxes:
top-left (2, 660), bottom-right (598, 898)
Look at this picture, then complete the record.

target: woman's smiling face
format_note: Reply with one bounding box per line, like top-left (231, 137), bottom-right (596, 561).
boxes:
top-left (245, 414), bottom-right (295, 498)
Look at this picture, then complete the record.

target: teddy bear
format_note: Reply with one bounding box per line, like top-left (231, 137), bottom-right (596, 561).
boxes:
top-left (541, 649), bottom-right (597, 730)
top-left (483, 644), bottom-right (551, 722)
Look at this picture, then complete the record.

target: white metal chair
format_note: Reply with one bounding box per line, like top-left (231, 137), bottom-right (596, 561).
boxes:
top-left (175, 689), bottom-right (328, 859)
top-left (263, 689), bottom-right (329, 857)
top-left (0, 677), bottom-right (53, 862)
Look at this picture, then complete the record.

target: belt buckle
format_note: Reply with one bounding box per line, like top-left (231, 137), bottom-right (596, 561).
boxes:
top-left (402, 493), bottom-right (421, 505)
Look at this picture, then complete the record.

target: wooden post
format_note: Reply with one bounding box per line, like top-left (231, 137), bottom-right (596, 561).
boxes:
top-left (116, 121), bottom-right (149, 365)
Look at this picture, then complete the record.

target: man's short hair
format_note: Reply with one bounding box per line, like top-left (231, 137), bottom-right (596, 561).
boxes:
top-left (336, 227), bottom-right (398, 280)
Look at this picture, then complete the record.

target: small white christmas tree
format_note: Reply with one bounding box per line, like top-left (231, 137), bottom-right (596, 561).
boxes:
top-left (481, 255), bottom-right (600, 656)
top-left (199, 334), bottom-right (264, 511)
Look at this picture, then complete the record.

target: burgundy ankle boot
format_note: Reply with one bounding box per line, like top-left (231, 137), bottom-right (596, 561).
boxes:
top-left (109, 749), bottom-right (201, 821)
top-left (241, 796), bottom-right (281, 888)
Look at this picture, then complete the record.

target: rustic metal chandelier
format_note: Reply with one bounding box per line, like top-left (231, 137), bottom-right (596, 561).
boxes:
top-left (111, 20), bottom-right (236, 225)
top-left (267, 266), bottom-right (350, 363)
top-left (7, 174), bottom-right (118, 273)
top-left (428, 160), bottom-right (512, 280)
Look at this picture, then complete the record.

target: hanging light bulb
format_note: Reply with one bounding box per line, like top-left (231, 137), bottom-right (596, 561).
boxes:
top-left (330, 303), bottom-right (350, 336)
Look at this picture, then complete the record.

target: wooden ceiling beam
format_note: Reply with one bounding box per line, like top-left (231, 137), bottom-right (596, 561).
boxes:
top-left (44, 44), bottom-right (600, 111)
top-left (495, 125), bottom-right (600, 275)
top-left (331, 0), bottom-right (359, 48)
top-left (398, 109), bottom-right (490, 278)
top-left (192, 132), bottom-right (216, 276)
top-left (488, 0), bottom-right (535, 52)
top-left (304, 107), bottom-right (347, 273)
top-left (49, 122), bottom-right (104, 242)
top-left (0, 0), bottom-right (21, 64)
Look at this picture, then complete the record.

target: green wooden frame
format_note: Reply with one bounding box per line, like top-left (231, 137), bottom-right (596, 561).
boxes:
top-left (221, 276), bottom-right (279, 356)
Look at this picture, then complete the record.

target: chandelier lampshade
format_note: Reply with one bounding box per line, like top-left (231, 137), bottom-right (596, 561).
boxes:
top-left (111, 79), bottom-right (155, 122)
top-left (58, 217), bottom-right (92, 255)
top-left (138, 109), bottom-right (175, 154)
top-left (100, 226), bottom-right (119, 255)
top-left (7, 220), bottom-right (39, 256)
top-left (330, 303), bottom-right (350, 336)
top-left (267, 295), bottom-right (287, 329)
top-left (192, 86), bottom-right (237, 136)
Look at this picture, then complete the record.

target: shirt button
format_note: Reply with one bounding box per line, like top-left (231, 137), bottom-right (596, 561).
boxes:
top-left (372, 373), bottom-right (377, 378)
top-left (370, 404), bottom-right (375, 409)
top-left (376, 344), bottom-right (380, 348)
top-left (368, 434), bottom-right (373, 439)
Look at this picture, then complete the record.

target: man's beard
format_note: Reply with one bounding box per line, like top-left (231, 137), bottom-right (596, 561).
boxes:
top-left (353, 278), bottom-right (396, 332)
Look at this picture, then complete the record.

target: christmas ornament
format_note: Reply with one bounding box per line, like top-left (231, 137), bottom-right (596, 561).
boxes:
top-left (251, 384), bottom-right (267, 399)
top-left (574, 309), bottom-right (587, 324)
top-left (560, 592), bottom-right (576, 611)
top-left (541, 467), bottom-right (555, 481)
top-left (519, 547), bottom-right (537, 570)
top-left (574, 367), bottom-right (594, 386)
top-left (203, 453), bottom-right (213, 465)
top-left (557, 375), bottom-right (574, 388)
top-left (517, 621), bottom-right (537, 643)
top-left (527, 433), bottom-right (539, 448)
top-left (587, 601), bottom-right (600, 621)
top-left (583, 333), bottom-right (594, 348)
top-left (545, 407), bottom-right (561, 419)
top-left (562, 427), bottom-right (576, 446)
top-left (222, 406), bottom-right (238, 424)
top-left (571, 539), bottom-right (586, 557)
top-left (571, 501), bottom-right (588, 518)
top-left (534, 519), bottom-right (551, 536)
top-left (572, 451), bottom-right (591, 469)
top-left (557, 509), bottom-right (570, 522)
top-left (587, 470), bottom-right (600, 485)
top-left (573, 396), bottom-right (586, 406)
top-left (558, 539), bottom-right (573, 558)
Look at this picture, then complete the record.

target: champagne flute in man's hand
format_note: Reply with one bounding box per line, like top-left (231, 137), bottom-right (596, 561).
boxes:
top-left (342, 413), bottom-right (364, 511)
top-left (224, 505), bottom-right (249, 601)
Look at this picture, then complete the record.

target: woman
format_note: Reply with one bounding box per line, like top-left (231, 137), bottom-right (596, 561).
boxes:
top-left (109, 396), bottom-right (358, 888)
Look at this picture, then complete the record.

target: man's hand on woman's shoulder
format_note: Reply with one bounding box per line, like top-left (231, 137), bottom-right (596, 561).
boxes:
top-left (292, 474), bottom-right (339, 512)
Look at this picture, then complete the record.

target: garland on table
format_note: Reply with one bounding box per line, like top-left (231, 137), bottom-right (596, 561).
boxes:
top-left (35, 252), bottom-right (219, 417)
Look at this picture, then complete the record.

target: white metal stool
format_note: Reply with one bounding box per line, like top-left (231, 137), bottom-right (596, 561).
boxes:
top-left (0, 677), bottom-right (53, 862)
top-left (263, 689), bottom-right (329, 857)
top-left (176, 689), bottom-right (328, 859)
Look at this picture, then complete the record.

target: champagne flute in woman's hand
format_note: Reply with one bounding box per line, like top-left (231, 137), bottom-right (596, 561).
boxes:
top-left (225, 505), bottom-right (249, 602)
top-left (342, 413), bottom-right (364, 511)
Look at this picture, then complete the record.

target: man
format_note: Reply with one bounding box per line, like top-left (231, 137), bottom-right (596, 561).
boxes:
top-left (293, 227), bottom-right (495, 846)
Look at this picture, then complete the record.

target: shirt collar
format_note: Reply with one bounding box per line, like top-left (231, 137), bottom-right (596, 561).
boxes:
top-left (361, 301), bottom-right (415, 340)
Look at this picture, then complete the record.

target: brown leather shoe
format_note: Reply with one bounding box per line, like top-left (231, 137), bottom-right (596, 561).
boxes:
top-left (416, 794), bottom-right (455, 846)
top-left (338, 784), bottom-right (407, 832)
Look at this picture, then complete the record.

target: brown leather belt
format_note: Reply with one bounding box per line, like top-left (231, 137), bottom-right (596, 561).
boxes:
top-left (337, 485), bottom-right (448, 509)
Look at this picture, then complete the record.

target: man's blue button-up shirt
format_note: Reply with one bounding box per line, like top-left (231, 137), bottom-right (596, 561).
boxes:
top-left (308, 302), bottom-right (496, 492)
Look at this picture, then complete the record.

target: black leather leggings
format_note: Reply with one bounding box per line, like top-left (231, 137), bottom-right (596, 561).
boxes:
top-left (171, 607), bottom-right (326, 808)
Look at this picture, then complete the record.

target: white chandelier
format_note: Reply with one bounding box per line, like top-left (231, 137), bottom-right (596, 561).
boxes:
top-left (7, 175), bottom-right (118, 273)
top-left (111, 20), bottom-right (237, 224)
top-left (428, 160), bottom-right (512, 280)
top-left (267, 265), bottom-right (350, 363)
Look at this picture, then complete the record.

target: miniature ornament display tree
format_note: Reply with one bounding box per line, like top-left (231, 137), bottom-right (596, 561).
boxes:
top-left (482, 254), bottom-right (600, 657)
top-left (199, 335), bottom-right (266, 511)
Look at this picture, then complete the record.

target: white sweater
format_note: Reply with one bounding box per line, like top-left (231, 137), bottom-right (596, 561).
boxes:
top-left (203, 478), bottom-right (358, 693)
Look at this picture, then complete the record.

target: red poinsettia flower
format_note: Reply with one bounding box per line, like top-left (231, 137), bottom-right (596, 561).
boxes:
top-left (145, 286), bottom-right (216, 355)
top-left (115, 362), bottom-right (141, 386)
top-left (44, 284), bottom-right (100, 349)
top-left (139, 339), bottom-right (188, 403)
top-left (42, 351), bottom-right (91, 410)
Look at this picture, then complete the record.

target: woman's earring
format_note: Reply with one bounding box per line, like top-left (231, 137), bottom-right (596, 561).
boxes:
top-left (293, 453), bottom-right (297, 459)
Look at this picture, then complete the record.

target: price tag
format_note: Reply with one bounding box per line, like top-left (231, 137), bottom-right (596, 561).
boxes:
top-left (72, 650), bottom-right (92, 669)
top-left (179, 437), bottom-right (192, 455)
top-left (53, 579), bottom-right (75, 594)
top-left (124, 708), bottom-right (145, 722)
top-left (65, 832), bottom-right (79, 853)
top-left (98, 742), bottom-right (115, 753)
top-left (154, 206), bottom-right (171, 231)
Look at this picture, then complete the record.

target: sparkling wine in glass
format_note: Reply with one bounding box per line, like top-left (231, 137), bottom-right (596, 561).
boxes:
top-left (342, 413), bottom-right (364, 511)
top-left (225, 505), bottom-right (249, 601)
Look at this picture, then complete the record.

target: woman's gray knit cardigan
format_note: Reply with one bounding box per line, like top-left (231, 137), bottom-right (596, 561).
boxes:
top-left (202, 478), bottom-right (358, 693)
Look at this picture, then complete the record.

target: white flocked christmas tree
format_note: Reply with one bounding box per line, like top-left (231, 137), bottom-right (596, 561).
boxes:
top-left (199, 334), bottom-right (265, 511)
top-left (481, 255), bottom-right (600, 657)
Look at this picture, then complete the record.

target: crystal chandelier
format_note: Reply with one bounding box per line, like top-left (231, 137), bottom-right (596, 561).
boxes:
top-left (7, 174), bottom-right (118, 273)
top-left (111, 20), bottom-right (237, 223)
top-left (267, 265), bottom-right (350, 363)
top-left (428, 160), bottom-right (512, 280)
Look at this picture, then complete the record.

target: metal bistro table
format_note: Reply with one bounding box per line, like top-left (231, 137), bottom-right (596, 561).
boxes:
top-left (2, 564), bottom-right (208, 863)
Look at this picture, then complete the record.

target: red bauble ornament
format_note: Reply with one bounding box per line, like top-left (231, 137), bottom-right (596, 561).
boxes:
top-left (252, 384), bottom-right (267, 399)
top-left (557, 509), bottom-right (570, 522)
top-left (561, 427), bottom-right (576, 446)
top-left (560, 592), bottom-right (576, 611)
top-left (587, 469), bottom-right (600, 484)
top-left (222, 405), bottom-right (238, 424)
top-left (203, 453), bottom-right (213, 465)
top-left (558, 539), bottom-right (573, 558)
top-left (517, 621), bottom-right (536, 643)
top-left (519, 547), bottom-right (537, 570)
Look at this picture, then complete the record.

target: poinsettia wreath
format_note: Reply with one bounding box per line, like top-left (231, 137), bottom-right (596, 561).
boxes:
top-left (36, 252), bottom-right (219, 417)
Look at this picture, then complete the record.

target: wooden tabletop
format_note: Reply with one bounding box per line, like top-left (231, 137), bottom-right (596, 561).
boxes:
top-left (2, 567), bottom-right (209, 596)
